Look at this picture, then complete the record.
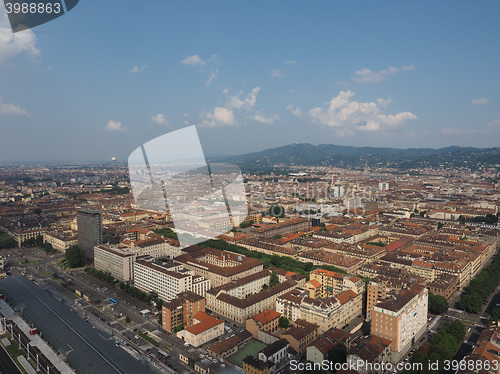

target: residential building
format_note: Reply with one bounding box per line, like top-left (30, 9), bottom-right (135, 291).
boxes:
top-left (250, 218), bottom-right (311, 238)
top-left (346, 335), bottom-right (392, 374)
top-left (93, 245), bottom-right (139, 281)
top-left (162, 291), bottom-right (205, 332)
top-left (306, 327), bottom-right (350, 364)
top-left (281, 319), bottom-right (319, 356)
top-left (246, 310), bottom-right (282, 339)
top-left (309, 269), bottom-right (365, 298)
top-left (175, 246), bottom-right (264, 287)
top-left (428, 274), bottom-right (459, 301)
top-left (276, 288), bottom-right (362, 334)
top-left (243, 356), bottom-right (273, 374)
top-left (206, 273), bottom-right (298, 323)
top-left (178, 311), bottom-right (224, 347)
top-left (371, 284), bottom-right (428, 362)
top-left (134, 258), bottom-right (210, 302)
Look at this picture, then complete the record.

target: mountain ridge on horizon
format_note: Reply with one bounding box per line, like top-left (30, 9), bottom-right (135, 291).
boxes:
top-left (209, 143), bottom-right (500, 171)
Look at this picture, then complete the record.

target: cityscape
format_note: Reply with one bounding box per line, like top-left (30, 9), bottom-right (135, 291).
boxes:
top-left (1, 1), bottom-right (500, 374)
top-left (0, 156), bottom-right (499, 374)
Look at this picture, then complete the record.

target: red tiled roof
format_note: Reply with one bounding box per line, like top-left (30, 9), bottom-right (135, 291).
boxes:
top-left (252, 309), bottom-right (281, 325)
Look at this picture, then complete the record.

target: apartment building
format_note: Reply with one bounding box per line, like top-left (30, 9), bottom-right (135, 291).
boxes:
top-left (93, 245), bottom-right (139, 281)
top-left (306, 327), bottom-right (350, 364)
top-left (371, 284), bottom-right (428, 362)
top-left (250, 217), bottom-right (311, 238)
top-left (366, 275), bottom-right (415, 321)
top-left (276, 288), bottom-right (362, 333)
top-left (178, 311), bottom-right (224, 347)
top-left (134, 258), bottom-right (210, 302)
top-left (309, 268), bottom-right (365, 298)
top-left (346, 335), bottom-right (392, 374)
top-left (246, 310), bottom-right (282, 339)
top-left (298, 250), bottom-right (363, 274)
top-left (43, 230), bottom-right (78, 251)
top-left (175, 246), bottom-right (264, 287)
top-left (428, 274), bottom-right (459, 300)
top-left (206, 273), bottom-right (298, 323)
top-left (162, 291), bottom-right (205, 332)
top-left (281, 319), bottom-right (319, 356)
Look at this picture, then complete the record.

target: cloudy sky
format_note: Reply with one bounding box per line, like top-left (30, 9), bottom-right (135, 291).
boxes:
top-left (0, 1), bottom-right (499, 162)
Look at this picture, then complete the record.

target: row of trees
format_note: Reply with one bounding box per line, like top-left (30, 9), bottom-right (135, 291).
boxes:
top-left (21, 234), bottom-right (56, 253)
top-left (84, 267), bottom-right (119, 286)
top-left (84, 267), bottom-right (164, 314)
top-left (459, 254), bottom-right (500, 313)
top-left (198, 239), bottom-right (348, 278)
top-left (408, 320), bottom-right (466, 373)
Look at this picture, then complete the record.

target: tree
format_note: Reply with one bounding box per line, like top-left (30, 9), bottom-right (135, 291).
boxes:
top-left (460, 293), bottom-right (483, 313)
top-left (428, 292), bottom-right (449, 315)
top-left (269, 204), bottom-right (285, 218)
top-left (490, 308), bottom-right (500, 322)
top-left (328, 343), bottom-right (347, 365)
top-left (0, 233), bottom-right (16, 249)
top-left (34, 208), bottom-right (42, 215)
top-left (279, 316), bottom-right (289, 329)
top-left (65, 246), bottom-right (86, 268)
top-left (156, 298), bottom-right (164, 310)
top-left (269, 271), bottom-right (279, 287)
top-left (125, 316), bottom-right (131, 323)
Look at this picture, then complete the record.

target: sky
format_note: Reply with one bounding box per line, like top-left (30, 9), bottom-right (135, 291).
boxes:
top-left (0, 1), bottom-right (499, 163)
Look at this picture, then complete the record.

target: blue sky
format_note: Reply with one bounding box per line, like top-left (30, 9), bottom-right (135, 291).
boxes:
top-left (0, 1), bottom-right (499, 162)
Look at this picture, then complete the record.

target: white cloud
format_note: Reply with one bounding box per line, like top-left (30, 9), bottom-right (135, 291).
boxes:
top-left (251, 112), bottom-right (278, 124)
top-left (131, 65), bottom-right (147, 73)
top-left (470, 97), bottom-right (490, 106)
top-left (285, 59), bottom-right (297, 65)
top-left (309, 90), bottom-right (417, 135)
top-left (151, 113), bottom-right (168, 125)
top-left (376, 97), bottom-right (392, 107)
top-left (106, 120), bottom-right (125, 131)
top-left (181, 54), bottom-right (219, 85)
top-left (202, 87), bottom-right (277, 127)
top-left (271, 69), bottom-right (284, 77)
top-left (226, 87), bottom-right (260, 112)
top-left (401, 64), bottom-right (416, 71)
top-left (286, 104), bottom-right (302, 118)
top-left (181, 54), bottom-right (206, 66)
top-left (352, 64), bottom-right (415, 84)
top-left (0, 97), bottom-right (29, 115)
top-left (0, 102), bottom-right (27, 115)
top-left (201, 107), bottom-right (236, 127)
top-left (0, 13), bottom-right (40, 63)
top-left (207, 70), bottom-right (218, 86)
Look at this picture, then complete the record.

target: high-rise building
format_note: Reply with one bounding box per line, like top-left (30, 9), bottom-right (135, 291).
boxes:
top-left (77, 209), bottom-right (102, 259)
top-left (371, 284), bottom-right (428, 362)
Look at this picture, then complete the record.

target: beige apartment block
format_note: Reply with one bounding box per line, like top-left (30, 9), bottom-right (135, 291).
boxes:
top-left (93, 244), bottom-right (139, 281)
top-left (371, 284), bottom-right (428, 362)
